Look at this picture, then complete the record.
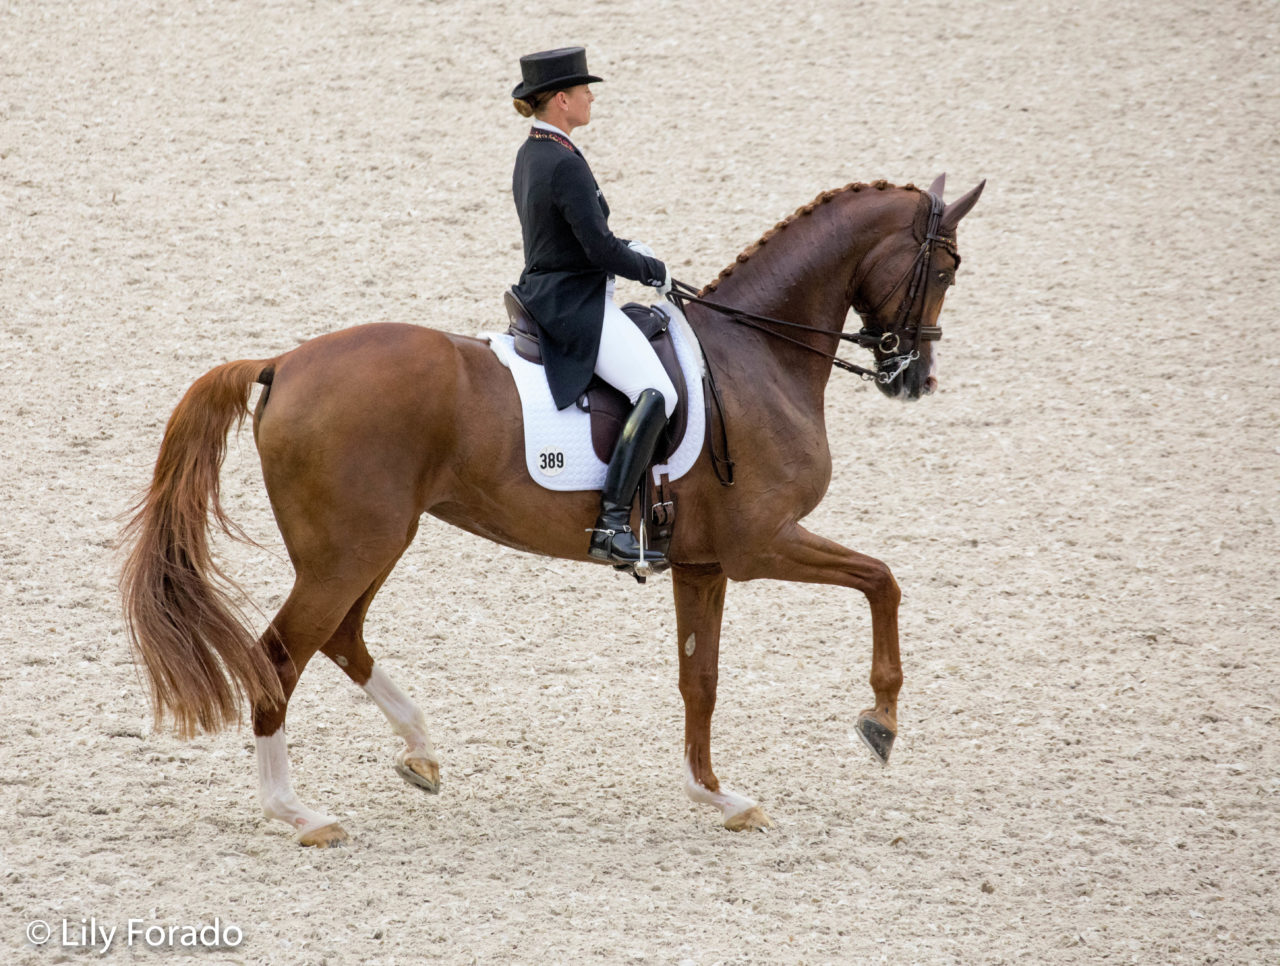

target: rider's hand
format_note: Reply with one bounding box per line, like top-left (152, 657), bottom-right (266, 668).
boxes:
top-left (627, 240), bottom-right (656, 259)
top-left (656, 265), bottom-right (672, 297)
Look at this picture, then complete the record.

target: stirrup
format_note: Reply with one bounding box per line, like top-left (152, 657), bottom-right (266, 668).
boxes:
top-left (616, 563), bottom-right (648, 584)
top-left (615, 554), bottom-right (671, 583)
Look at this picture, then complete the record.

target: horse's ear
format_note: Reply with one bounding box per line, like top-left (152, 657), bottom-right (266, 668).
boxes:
top-left (940, 179), bottom-right (986, 231)
top-left (928, 173), bottom-right (946, 198)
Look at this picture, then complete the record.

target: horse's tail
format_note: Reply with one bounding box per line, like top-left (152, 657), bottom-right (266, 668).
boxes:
top-left (120, 358), bottom-right (285, 738)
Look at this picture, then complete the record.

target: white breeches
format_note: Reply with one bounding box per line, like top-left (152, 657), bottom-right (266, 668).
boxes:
top-left (594, 280), bottom-right (677, 418)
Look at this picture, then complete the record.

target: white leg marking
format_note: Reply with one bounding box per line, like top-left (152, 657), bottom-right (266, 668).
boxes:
top-left (363, 665), bottom-right (438, 765)
top-left (255, 730), bottom-right (341, 836)
top-left (682, 754), bottom-right (757, 822)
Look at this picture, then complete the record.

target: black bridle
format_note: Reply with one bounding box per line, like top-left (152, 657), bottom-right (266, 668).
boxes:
top-left (855, 190), bottom-right (953, 383)
top-left (667, 190), bottom-right (953, 386)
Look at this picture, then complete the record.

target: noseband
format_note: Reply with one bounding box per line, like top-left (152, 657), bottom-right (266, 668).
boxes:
top-left (669, 190), bottom-right (954, 386)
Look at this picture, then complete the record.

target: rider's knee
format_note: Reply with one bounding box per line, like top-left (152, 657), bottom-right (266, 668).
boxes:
top-left (647, 379), bottom-right (677, 419)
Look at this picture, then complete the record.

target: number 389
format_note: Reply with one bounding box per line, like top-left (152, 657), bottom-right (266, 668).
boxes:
top-left (538, 449), bottom-right (566, 474)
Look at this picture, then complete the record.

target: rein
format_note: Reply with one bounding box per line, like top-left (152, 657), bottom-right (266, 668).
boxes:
top-left (668, 280), bottom-right (887, 382)
top-left (667, 191), bottom-right (951, 386)
top-left (669, 190), bottom-right (954, 487)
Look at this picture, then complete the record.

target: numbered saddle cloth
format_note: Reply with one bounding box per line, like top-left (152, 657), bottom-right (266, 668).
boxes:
top-left (484, 302), bottom-right (706, 492)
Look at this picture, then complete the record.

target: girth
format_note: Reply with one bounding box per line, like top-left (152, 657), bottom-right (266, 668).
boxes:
top-left (503, 289), bottom-right (690, 464)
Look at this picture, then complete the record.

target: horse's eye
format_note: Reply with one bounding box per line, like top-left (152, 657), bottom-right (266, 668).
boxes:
top-left (938, 272), bottom-right (954, 286)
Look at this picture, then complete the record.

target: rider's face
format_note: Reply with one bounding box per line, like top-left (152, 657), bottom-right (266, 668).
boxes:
top-left (560, 84), bottom-right (593, 130)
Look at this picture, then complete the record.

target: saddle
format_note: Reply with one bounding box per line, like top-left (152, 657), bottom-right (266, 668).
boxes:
top-left (503, 289), bottom-right (690, 464)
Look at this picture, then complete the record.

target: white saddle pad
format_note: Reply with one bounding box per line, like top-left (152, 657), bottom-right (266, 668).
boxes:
top-left (484, 302), bottom-right (706, 492)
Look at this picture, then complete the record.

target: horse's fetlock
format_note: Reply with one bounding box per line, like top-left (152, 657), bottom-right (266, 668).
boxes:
top-left (260, 791), bottom-right (293, 823)
top-left (870, 671), bottom-right (903, 698)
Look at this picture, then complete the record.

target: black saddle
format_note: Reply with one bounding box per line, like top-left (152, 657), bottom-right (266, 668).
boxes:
top-left (503, 289), bottom-right (690, 464)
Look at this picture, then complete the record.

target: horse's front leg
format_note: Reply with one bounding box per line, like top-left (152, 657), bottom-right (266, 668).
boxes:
top-left (672, 564), bottom-right (773, 831)
top-left (749, 523), bottom-right (903, 764)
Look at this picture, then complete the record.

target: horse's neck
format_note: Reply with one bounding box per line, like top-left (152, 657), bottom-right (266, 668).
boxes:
top-left (706, 190), bottom-right (901, 399)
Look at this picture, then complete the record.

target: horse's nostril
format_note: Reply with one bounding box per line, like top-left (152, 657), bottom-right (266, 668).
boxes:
top-left (924, 376), bottom-right (938, 394)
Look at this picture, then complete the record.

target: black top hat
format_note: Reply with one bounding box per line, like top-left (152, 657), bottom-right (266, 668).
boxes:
top-left (511, 47), bottom-right (603, 100)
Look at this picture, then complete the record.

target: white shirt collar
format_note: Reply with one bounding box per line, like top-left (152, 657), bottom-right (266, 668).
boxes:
top-left (531, 119), bottom-right (575, 146)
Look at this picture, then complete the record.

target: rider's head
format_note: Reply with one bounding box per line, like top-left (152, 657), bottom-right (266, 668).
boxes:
top-left (511, 47), bottom-right (601, 133)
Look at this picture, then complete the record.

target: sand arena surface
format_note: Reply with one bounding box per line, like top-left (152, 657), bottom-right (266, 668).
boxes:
top-left (2, 1), bottom-right (1277, 962)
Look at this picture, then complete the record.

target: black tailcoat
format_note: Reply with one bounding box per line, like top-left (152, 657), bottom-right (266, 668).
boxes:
top-left (512, 128), bottom-right (666, 409)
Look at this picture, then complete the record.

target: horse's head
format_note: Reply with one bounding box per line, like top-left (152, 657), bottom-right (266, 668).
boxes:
top-left (855, 175), bottom-right (985, 400)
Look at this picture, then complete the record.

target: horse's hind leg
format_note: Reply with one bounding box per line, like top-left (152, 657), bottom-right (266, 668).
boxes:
top-left (673, 565), bottom-right (773, 831)
top-left (252, 578), bottom-right (371, 848)
top-left (252, 526), bottom-right (418, 847)
top-left (320, 522), bottom-right (441, 794)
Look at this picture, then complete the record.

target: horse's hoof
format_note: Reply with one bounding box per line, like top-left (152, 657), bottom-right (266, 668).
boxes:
top-left (396, 758), bottom-right (441, 794)
top-left (724, 806), bottom-right (774, 831)
top-left (298, 822), bottom-right (349, 848)
top-left (856, 714), bottom-right (895, 765)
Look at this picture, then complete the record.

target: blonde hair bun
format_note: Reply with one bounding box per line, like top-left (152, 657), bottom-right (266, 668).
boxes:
top-left (513, 90), bottom-right (555, 118)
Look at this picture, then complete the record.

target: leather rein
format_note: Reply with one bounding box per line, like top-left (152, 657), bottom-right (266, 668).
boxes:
top-left (666, 191), bottom-right (953, 486)
top-left (667, 190), bottom-right (952, 386)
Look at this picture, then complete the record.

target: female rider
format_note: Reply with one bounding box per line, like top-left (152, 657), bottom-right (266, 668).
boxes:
top-left (510, 47), bottom-right (677, 567)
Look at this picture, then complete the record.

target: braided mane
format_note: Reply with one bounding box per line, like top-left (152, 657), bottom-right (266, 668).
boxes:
top-left (700, 180), bottom-right (922, 296)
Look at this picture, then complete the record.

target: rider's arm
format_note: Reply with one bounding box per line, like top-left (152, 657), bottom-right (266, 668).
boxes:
top-left (553, 154), bottom-right (666, 286)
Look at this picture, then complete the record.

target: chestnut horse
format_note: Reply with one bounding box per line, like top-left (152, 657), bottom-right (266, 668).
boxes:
top-left (121, 175), bottom-right (983, 845)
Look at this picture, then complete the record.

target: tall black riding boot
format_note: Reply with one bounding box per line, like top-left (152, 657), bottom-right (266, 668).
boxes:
top-left (588, 388), bottom-right (669, 566)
